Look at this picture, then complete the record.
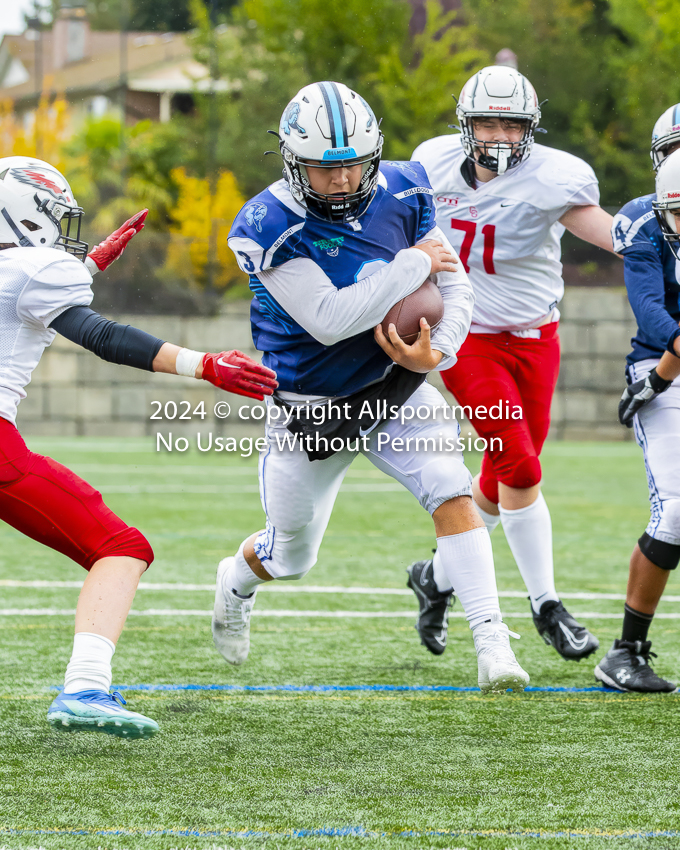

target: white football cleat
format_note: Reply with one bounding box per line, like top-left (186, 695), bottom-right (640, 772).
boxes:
top-left (473, 613), bottom-right (530, 693)
top-left (211, 557), bottom-right (257, 666)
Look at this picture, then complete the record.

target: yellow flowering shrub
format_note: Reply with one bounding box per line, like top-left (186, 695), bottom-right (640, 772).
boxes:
top-left (0, 88), bottom-right (70, 169)
top-left (165, 166), bottom-right (246, 290)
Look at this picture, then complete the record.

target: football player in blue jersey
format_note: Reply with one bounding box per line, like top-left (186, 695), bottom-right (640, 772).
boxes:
top-left (595, 147), bottom-right (680, 693)
top-left (212, 81), bottom-right (531, 692)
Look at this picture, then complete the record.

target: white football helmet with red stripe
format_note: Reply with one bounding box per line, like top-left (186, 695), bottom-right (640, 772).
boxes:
top-left (456, 66), bottom-right (541, 175)
top-left (653, 149), bottom-right (680, 259)
top-left (0, 156), bottom-right (87, 259)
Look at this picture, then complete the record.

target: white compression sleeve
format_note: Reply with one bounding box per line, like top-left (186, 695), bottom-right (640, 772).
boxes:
top-left (256, 248), bottom-right (432, 346)
top-left (417, 225), bottom-right (475, 368)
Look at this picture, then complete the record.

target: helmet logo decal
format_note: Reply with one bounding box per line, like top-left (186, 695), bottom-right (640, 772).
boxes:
top-left (359, 95), bottom-right (376, 129)
top-left (245, 202), bottom-right (268, 232)
top-left (10, 167), bottom-right (69, 201)
top-left (282, 102), bottom-right (306, 136)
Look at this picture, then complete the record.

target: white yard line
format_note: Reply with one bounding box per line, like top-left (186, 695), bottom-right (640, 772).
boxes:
top-left (1, 608), bottom-right (679, 619)
top-left (0, 579), bottom-right (666, 601)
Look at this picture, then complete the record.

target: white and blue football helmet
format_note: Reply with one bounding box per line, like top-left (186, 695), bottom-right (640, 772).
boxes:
top-left (278, 81), bottom-right (383, 222)
top-left (651, 104), bottom-right (680, 172)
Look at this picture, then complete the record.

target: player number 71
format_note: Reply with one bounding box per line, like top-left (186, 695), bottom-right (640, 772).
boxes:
top-left (450, 218), bottom-right (496, 274)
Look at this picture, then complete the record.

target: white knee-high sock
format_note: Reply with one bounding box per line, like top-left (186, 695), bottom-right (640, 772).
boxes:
top-left (63, 632), bottom-right (115, 694)
top-left (499, 492), bottom-right (559, 613)
top-left (224, 540), bottom-right (265, 598)
top-left (436, 528), bottom-right (501, 629)
top-left (475, 503), bottom-right (501, 535)
top-left (432, 548), bottom-right (453, 593)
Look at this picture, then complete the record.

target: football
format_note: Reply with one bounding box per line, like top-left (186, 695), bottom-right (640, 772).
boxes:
top-left (380, 279), bottom-right (444, 344)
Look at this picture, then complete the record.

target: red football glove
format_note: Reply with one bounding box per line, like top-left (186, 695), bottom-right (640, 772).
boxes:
top-left (201, 351), bottom-right (278, 400)
top-left (87, 209), bottom-right (148, 271)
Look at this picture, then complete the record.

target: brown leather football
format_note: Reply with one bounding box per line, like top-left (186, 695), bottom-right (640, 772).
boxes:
top-left (380, 279), bottom-right (444, 344)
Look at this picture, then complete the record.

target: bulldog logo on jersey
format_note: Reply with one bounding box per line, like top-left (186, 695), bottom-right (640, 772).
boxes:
top-left (10, 167), bottom-right (71, 202)
top-left (245, 203), bottom-right (268, 233)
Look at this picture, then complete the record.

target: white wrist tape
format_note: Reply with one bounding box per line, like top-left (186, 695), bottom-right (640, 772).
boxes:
top-left (175, 348), bottom-right (205, 378)
top-left (84, 256), bottom-right (99, 276)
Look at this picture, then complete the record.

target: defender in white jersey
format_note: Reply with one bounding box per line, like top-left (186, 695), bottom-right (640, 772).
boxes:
top-left (407, 66), bottom-right (616, 662)
top-left (0, 156), bottom-right (277, 737)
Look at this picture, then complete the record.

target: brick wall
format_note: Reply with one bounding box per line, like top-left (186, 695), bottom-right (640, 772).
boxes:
top-left (17, 289), bottom-right (638, 441)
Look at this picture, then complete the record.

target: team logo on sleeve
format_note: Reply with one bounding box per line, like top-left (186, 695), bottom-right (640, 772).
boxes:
top-left (382, 160), bottom-right (417, 176)
top-left (281, 102), bottom-right (306, 136)
top-left (244, 203), bottom-right (268, 233)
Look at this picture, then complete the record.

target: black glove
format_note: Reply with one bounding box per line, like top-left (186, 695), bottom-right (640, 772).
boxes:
top-left (618, 367), bottom-right (672, 427)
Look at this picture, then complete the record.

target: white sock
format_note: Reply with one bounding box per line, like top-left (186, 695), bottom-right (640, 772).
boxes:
top-left (224, 541), bottom-right (265, 598)
top-left (436, 528), bottom-right (501, 629)
top-left (475, 502), bottom-right (501, 535)
top-left (499, 492), bottom-right (559, 614)
top-left (63, 632), bottom-right (115, 694)
top-left (432, 548), bottom-right (452, 593)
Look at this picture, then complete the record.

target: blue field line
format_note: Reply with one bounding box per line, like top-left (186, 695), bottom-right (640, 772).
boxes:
top-left (3, 826), bottom-right (680, 840)
top-left (48, 682), bottom-right (634, 694)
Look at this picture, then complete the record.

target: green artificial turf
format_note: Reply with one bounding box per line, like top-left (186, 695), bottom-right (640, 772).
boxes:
top-left (1, 437), bottom-right (679, 850)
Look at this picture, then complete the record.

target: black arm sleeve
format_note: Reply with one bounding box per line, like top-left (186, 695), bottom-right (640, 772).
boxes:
top-left (50, 306), bottom-right (166, 372)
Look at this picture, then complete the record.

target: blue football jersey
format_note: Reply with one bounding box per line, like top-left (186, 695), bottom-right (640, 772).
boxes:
top-left (612, 194), bottom-right (680, 365)
top-left (228, 162), bottom-right (434, 396)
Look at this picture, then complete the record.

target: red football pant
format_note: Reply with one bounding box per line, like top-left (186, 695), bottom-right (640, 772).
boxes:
top-left (441, 323), bottom-right (561, 505)
top-left (0, 418), bottom-right (153, 571)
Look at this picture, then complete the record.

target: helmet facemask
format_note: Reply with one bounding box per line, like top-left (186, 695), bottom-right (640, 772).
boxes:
top-left (652, 148), bottom-right (680, 261)
top-left (459, 115), bottom-right (535, 175)
top-left (280, 137), bottom-right (383, 223)
top-left (35, 194), bottom-right (88, 260)
top-left (653, 203), bottom-right (680, 261)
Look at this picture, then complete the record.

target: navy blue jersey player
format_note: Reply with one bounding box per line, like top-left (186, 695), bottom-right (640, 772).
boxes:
top-left (213, 81), bottom-right (531, 693)
top-left (595, 146), bottom-right (680, 693)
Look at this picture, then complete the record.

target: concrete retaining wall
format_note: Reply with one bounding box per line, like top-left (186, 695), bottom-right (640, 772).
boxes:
top-left (16, 288), bottom-right (638, 441)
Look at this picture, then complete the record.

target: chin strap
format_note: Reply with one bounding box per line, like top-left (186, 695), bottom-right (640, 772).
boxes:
top-left (1, 208), bottom-right (34, 247)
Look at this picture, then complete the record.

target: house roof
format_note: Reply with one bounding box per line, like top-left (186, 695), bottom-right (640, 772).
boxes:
top-left (0, 30), bottom-right (197, 105)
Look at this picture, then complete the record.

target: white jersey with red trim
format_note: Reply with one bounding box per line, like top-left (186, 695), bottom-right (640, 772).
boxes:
top-left (412, 134), bottom-right (599, 332)
top-left (0, 246), bottom-right (93, 424)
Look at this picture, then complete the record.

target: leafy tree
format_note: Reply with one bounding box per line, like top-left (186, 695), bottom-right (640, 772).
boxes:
top-left (188, 1), bottom-right (308, 197)
top-left (164, 166), bottom-right (245, 289)
top-left (459, 0), bottom-right (675, 207)
top-left (64, 116), bottom-right (192, 231)
top-left (371, 0), bottom-right (490, 161)
top-left (236, 0), bottom-right (412, 93)
top-left (0, 92), bottom-right (70, 169)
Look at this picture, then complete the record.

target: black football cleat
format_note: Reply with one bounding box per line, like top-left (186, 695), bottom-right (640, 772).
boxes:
top-left (406, 558), bottom-right (454, 655)
top-left (594, 639), bottom-right (677, 693)
top-left (532, 599), bottom-right (599, 661)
